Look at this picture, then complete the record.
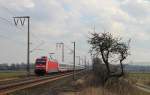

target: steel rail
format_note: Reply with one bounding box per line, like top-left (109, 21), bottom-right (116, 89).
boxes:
top-left (0, 75), bottom-right (39, 85)
top-left (0, 78), bottom-right (19, 82)
top-left (0, 71), bottom-right (83, 95)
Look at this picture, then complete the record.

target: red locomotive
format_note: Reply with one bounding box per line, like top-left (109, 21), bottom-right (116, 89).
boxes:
top-left (34, 55), bottom-right (84, 75)
top-left (34, 56), bottom-right (59, 75)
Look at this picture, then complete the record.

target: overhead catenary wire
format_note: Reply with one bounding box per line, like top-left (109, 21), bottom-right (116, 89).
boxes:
top-left (0, 17), bottom-right (30, 46)
top-left (0, 16), bottom-right (25, 32)
top-left (0, 16), bottom-right (45, 50)
top-left (0, 5), bottom-right (89, 64)
top-left (0, 5), bottom-right (78, 56)
top-left (0, 34), bottom-right (26, 45)
top-left (0, 17), bottom-right (27, 45)
top-left (0, 3), bottom-right (16, 16)
top-left (0, 4), bottom-right (45, 46)
top-left (64, 44), bottom-right (74, 54)
top-left (63, 43), bottom-right (86, 59)
top-left (30, 41), bottom-right (45, 53)
top-left (62, 42), bottom-right (88, 67)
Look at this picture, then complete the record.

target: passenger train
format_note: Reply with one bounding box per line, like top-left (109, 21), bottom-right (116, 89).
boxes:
top-left (34, 56), bottom-right (84, 75)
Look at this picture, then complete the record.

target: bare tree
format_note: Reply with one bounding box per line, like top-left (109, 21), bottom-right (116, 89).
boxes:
top-left (88, 32), bottom-right (130, 77)
top-left (113, 40), bottom-right (130, 75)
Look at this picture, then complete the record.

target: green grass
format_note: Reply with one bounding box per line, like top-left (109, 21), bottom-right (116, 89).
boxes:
top-left (128, 72), bottom-right (150, 78)
top-left (0, 71), bottom-right (27, 79)
top-left (127, 72), bottom-right (150, 85)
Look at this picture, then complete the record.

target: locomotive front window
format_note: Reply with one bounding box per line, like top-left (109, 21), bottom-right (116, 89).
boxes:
top-left (36, 59), bottom-right (46, 64)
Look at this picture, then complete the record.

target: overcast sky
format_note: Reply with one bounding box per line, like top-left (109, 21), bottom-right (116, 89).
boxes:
top-left (0, 0), bottom-right (150, 65)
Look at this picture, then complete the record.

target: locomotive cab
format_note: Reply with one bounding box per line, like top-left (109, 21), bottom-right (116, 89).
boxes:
top-left (34, 55), bottom-right (59, 76)
top-left (34, 56), bottom-right (47, 76)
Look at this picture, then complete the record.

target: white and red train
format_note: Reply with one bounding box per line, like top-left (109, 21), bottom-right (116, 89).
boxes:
top-left (34, 56), bottom-right (84, 75)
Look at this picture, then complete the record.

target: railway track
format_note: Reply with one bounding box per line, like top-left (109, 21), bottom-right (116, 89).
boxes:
top-left (0, 73), bottom-right (36, 85)
top-left (0, 78), bottom-right (19, 82)
top-left (0, 71), bottom-right (83, 95)
top-left (0, 73), bottom-right (57, 86)
top-left (0, 76), bottom-right (37, 86)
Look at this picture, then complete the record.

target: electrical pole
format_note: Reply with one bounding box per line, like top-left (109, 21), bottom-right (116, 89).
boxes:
top-left (62, 43), bottom-right (64, 62)
top-left (84, 56), bottom-right (86, 69)
top-left (56, 42), bottom-right (64, 62)
top-left (73, 42), bottom-right (75, 80)
top-left (81, 58), bottom-right (83, 66)
top-left (13, 16), bottom-right (30, 76)
top-left (87, 60), bottom-right (89, 70)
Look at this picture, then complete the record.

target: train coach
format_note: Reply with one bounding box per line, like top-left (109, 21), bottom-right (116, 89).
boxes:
top-left (34, 56), bottom-right (84, 75)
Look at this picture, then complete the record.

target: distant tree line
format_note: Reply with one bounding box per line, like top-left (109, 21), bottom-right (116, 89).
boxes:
top-left (0, 63), bottom-right (34, 71)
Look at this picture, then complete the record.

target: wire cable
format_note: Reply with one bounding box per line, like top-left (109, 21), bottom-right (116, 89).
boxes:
top-left (0, 4), bottom-right (44, 44)
top-left (0, 3), bottom-right (16, 16)
top-left (0, 16), bottom-right (45, 49)
top-left (0, 34), bottom-right (26, 45)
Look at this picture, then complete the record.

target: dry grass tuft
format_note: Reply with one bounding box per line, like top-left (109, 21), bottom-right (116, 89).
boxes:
top-left (60, 72), bottom-right (150, 95)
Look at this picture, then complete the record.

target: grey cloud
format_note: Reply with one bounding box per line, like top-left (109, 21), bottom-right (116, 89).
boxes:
top-left (0, 0), bottom-right (150, 64)
top-left (119, 0), bottom-right (150, 19)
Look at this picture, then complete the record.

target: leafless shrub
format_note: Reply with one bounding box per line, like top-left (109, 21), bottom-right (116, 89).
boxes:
top-left (104, 77), bottom-right (134, 95)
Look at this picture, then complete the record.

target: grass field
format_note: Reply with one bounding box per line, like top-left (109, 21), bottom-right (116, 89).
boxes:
top-left (127, 72), bottom-right (150, 86)
top-left (0, 71), bottom-right (27, 79)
